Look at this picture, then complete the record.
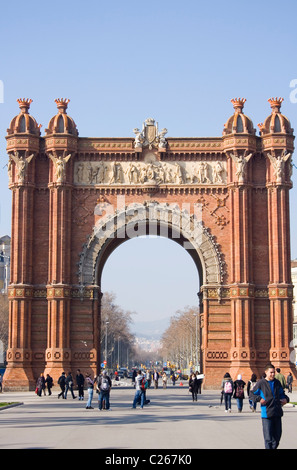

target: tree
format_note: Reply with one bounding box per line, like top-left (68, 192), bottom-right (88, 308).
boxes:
top-left (101, 292), bottom-right (136, 369)
top-left (160, 306), bottom-right (200, 370)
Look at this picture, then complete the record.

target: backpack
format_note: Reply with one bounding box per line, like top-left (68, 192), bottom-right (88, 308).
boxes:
top-left (101, 377), bottom-right (110, 391)
top-left (236, 383), bottom-right (244, 398)
top-left (224, 380), bottom-right (232, 393)
top-left (250, 381), bottom-right (257, 392)
top-left (141, 377), bottom-right (148, 391)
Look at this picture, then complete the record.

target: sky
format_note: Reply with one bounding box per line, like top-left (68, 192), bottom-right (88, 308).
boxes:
top-left (0, 0), bottom-right (297, 323)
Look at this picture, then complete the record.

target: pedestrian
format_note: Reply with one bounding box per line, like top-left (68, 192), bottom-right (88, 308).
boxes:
top-left (275, 368), bottom-right (286, 390)
top-left (196, 371), bottom-right (202, 394)
top-left (45, 374), bottom-right (53, 396)
top-left (132, 370), bottom-right (145, 409)
top-left (35, 373), bottom-right (45, 397)
top-left (0, 373), bottom-right (3, 392)
top-left (146, 369), bottom-right (151, 388)
top-left (65, 372), bottom-right (76, 399)
top-left (249, 363), bottom-right (289, 449)
top-left (233, 374), bottom-right (246, 412)
top-left (189, 372), bottom-right (198, 401)
top-left (76, 369), bottom-right (85, 401)
top-left (247, 373), bottom-right (258, 411)
top-left (132, 369), bottom-right (137, 388)
top-left (153, 370), bottom-right (159, 389)
top-left (85, 373), bottom-right (94, 409)
top-left (162, 372), bottom-right (167, 389)
top-left (286, 372), bottom-right (293, 393)
top-left (171, 372), bottom-right (176, 386)
top-left (58, 372), bottom-right (66, 399)
top-left (221, 372), bottom-right (233, 412)
top-left (96, 370), bottom-right (112, 410)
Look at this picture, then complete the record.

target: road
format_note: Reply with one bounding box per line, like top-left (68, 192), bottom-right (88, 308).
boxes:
top-left (0, 382), bottom-right (296, 451)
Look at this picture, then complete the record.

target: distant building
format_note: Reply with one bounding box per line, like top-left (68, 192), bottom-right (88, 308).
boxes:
top-left (0, 235), bottom-right (10, 294)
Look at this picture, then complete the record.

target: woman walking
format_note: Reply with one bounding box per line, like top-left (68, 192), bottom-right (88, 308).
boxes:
top-left (233, 374), bottom-right (246, 412)
top-left (221, 372), bottom-right (233, 412)
top-left (36, 373), bottom-right (45, 397)
top-left (189, 373), bottom-right (198, 402)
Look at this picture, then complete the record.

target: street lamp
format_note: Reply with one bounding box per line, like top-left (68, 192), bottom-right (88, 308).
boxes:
top-left (105, 321), bottom-right (109, 367)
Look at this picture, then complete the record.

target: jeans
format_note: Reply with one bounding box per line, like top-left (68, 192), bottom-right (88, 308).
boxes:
top-left (65, 384), bottom-right (76, 399)
top-left (249, 399), bottom-right (257, 410)
top-left (224, 393), bottom-right (232, 410)
top-left (236, 398), bottom-right (243, 411)
top-left (262, 417), bottom-right (282, 449)
top-left (99, 391), bottom-right (110, 410)
top-left (86, 388), bottom-right (93, 408)
top-left (133, 390), bottom-right (144, 408)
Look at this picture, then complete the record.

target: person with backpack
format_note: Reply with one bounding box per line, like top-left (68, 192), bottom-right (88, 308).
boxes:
top-left (233, 374), bottom-right (246, 412)
top-left (96, 370), bottom-right (112, 410)
top-left (221, 372), bottom-right (234, 412)
top-left (247, 373), bottom-right (258, 411)
top-left (132, 370), bottom-right (145, 409)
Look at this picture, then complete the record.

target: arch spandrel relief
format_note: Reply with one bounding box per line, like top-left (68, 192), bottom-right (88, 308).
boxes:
top-left (74, 159), bottom-right (227, 186)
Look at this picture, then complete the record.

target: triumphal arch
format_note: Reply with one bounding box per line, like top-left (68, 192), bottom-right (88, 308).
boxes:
top-left (3, 96), bottom-right (296, 390)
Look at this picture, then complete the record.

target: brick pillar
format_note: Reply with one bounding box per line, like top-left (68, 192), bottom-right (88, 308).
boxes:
top-left (267, 183), bottom-right (295, 372)
top-left (4, 182), bottom-right (36, 390)
top-left (44, 183), bottom-right (73, 381)
top-left (228, 156), bottom-right (258, 380)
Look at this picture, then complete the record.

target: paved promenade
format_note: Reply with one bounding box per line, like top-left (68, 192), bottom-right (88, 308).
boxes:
top-left (0, 383), bottom-right (296, 451)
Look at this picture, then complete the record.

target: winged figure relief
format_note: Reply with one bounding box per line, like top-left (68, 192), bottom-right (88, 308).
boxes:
top-left (9, 151), bottom-right (35, 183)
top-left (48, 151), bottom-right (72, 182)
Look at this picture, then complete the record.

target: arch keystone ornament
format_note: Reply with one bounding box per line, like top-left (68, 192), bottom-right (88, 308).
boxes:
top-left (3, 98), bottom-right (296, 390)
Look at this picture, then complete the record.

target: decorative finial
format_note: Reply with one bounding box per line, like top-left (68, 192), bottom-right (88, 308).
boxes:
top-left (268, 97), bottom-right (283, 113)
top-left (231, 98), bottom-right (246, 113)
top-left (55, 98), bottom-right (70, 113)
top-left (17, 98), bottom-right (33, 113)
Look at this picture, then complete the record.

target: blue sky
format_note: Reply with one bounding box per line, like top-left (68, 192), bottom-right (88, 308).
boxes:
top-left (0, 0), bottom-right (297, 322)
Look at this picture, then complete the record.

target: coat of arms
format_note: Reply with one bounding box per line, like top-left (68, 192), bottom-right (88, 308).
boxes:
top-left (133, 118), bottom-right (167, 150)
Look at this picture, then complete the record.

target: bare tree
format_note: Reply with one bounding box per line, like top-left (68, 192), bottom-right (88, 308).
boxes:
top-left (101, 291), bottom-right (136, 369)
top-left (160, 306), bottom-right (200, 370)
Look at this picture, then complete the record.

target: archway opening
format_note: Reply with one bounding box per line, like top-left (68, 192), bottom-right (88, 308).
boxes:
top-left (100, 234), bottom-right (201, 376)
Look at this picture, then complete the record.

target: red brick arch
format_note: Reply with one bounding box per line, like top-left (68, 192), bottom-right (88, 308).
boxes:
top-left (3, 99), bottom-right (296, 390)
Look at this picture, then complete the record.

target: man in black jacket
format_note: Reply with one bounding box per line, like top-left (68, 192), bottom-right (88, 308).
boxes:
top-left (58, 372), bottom-right (66, 399)
top-left (76, 369), bottom-right (85, 401)
top-left (250, 363), bottom-right (289, 449)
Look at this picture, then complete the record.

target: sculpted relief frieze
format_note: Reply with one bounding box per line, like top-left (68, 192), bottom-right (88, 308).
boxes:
top-left (74, 159), bottom-right (227, 186)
